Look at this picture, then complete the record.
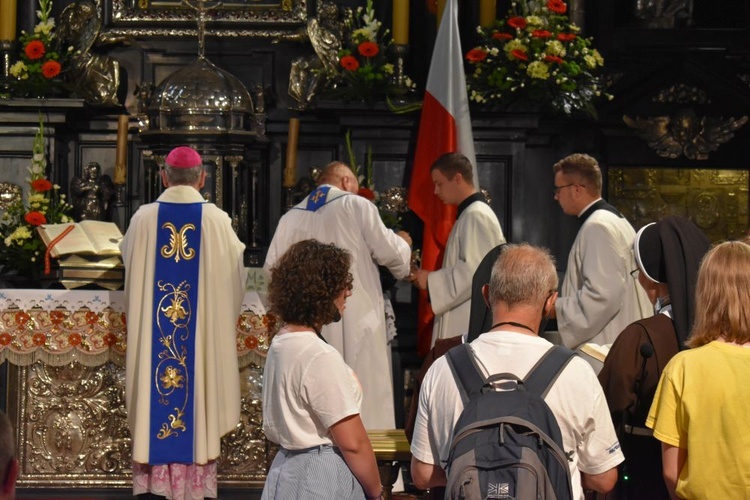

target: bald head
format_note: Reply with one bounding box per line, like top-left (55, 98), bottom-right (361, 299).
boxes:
top-left (318, 161), bottom-right (359, 194)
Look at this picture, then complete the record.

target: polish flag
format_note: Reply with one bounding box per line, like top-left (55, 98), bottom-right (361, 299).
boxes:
top-left (408, 0), bottom-right (476, 356)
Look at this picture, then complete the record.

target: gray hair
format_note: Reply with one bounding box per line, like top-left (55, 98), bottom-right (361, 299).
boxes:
top-left (489, 243), bottom-right (558, 308)
top-left (164, 164), bottom-right (203, 186)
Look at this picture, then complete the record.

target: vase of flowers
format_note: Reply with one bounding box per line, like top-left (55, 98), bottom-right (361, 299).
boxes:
top-left (327, 0), bottom-right (415, 103)
top-left (9, 0), bottom-right (71, 98)
top-left (0, 115), bottom-right (72, 286)
top-left (465, 0), bottom-right (609, 117)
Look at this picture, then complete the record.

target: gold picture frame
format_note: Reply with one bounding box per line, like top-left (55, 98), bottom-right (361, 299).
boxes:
top-left (104, 0), bottom-right (311, 38)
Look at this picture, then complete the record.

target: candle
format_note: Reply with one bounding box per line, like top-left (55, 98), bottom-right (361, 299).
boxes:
top-left (436, 0), bottom-right (446, 28)
top-left (392, 0), bottom-right (409, 45)
top-left (114, 115), bottom-right (129, 185)
top-left (284, 118), bottom-right (300, 188)
top-left (0, 0), bottom-right (17, 41)
top-left (479, 0), bottom-right (496, 28)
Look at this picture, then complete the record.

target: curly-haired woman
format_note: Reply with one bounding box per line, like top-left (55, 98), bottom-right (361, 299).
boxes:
top-left (647, 241), bottom-right (750, 498)
top-left (261, 239), bottom-right (383, 500)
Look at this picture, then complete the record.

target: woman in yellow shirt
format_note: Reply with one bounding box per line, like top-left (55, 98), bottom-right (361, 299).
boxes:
top-left (647, 241), bottom-right (750, 499)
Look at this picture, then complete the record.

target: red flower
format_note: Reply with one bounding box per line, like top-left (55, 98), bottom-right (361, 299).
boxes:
top-left (511, 49), bottom-right (528, 61)
top-left (507, 16), bottom-right (527, 29)
top-left (492, 32), bottom-right (513, 41)
top-left (466, 48), bottom-right (488, 62)
top-left (340, 55), bottom-right (360, 71)
top-left (85, 311), bottom-right (99, 325)
top-left (244, 335), bottom-right (259, 350)
top-left (41, 60), bottom-right (61, 79)
top-left (532, 30), bottom-right (553, 38)
top-left (0, 333), bottom-right (12, 346)
top-left (547, 0), bottom-right (567, 14)
top-left (24, 40), bottom-right (45, 60)
top-left (358, 187), bottom-right (376, 201)
top-left (24, 211), bottom-right (46, 226)
top-left (32, 333), bottom-right (46, 347)
top-left (31, 179), bottom-right (53, 192)
top-left (68, 333), bottom-right (82, 346)
top-left (557, 33), bottom-right (577, 42)
top-left (15, 312), bottom-right (30, 325)
top-left (357, 41), bottom-right (379, 57)
top-left (544, 55), bottom-right (564, 64)
top-left (50, 310), bottom-right (66, 325)
top-left (103, 333), bottom-right (117, 346)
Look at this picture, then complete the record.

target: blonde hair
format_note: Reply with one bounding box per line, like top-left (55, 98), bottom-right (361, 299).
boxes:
top-left (688, 241), bottom-right (750, 347)
top-left (552, 153), bottom-right (602, 194)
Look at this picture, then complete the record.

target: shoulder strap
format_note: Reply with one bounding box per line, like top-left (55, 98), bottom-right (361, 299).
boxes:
top-left (445, 344), bottom-right (485, 404)
top-left (523, 346), bottom-right (576, 399)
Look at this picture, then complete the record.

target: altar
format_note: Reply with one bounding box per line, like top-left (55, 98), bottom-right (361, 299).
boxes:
top-left (0, 288), bottom-right (272, 490)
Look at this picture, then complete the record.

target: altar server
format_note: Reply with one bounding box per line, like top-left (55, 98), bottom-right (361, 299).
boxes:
top-left (121, 146), bottom-right (246, 500)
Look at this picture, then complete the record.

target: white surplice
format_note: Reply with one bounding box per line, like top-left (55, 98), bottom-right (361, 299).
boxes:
top-left (428, 199), bottom-right (505, 345)
top-left (121, 186), bottom-right (246, 465)
top-left (264, 185), bottom-right (411, 430)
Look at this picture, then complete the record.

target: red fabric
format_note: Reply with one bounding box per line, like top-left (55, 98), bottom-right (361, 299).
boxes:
top-left (408, 93), bottom-right (458, 357)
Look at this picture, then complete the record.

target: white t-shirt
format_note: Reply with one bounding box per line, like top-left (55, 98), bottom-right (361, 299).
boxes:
top-left (411, 331), bottom-right (624, 500)
top-left (262, 330), bottom-right (362, 450)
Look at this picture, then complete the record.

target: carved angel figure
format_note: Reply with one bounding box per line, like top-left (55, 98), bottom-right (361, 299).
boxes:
top-left (70, 162), bottom-right (116, 221)
top-left (286, 1), bottom-right (344, 109)
top-left (624, 109), bottom-right (748, 160)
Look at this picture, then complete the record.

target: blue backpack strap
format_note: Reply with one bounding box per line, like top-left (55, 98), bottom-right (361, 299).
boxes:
top-left (445, 344), bottom-right (485, 404)
top-left (523, 346), bottom-right (577, 399)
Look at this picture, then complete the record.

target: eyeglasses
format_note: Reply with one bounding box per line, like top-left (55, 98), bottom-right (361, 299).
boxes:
top-left (553, 183), bottom-right (577, 196)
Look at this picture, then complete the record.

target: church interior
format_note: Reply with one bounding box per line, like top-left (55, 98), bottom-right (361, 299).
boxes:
top-left (0, 0), bottom-right (749, 496)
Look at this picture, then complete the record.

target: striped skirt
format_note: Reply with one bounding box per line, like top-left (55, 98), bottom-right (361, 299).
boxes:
top-left (261, 444), bottom-right (366, 500)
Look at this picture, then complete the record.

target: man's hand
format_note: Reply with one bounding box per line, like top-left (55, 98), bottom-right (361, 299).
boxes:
top-left (396, 230), bottom-right (412, 247)
top-left (411, 269), bottom-right (429, 290)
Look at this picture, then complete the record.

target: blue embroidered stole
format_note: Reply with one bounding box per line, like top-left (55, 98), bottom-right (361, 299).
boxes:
top-left (149, 201), bottom-right (203, 464)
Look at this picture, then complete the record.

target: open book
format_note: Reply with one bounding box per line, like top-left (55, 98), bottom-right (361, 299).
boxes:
top-left (37, 221), bottom-right (123, 258)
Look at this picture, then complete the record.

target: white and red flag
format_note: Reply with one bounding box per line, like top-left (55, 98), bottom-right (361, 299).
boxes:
top-left (408, 0), bottom-right (477, 356)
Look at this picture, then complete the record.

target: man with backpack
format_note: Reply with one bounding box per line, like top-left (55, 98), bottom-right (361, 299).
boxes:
top-left (410, 243), bottom-right (623, 499)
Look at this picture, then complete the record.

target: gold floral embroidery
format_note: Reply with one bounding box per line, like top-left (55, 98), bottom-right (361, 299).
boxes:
top-left (160, 366), bottom-right (184, 390)
top-left (160, 222), bottom-right (196, 263)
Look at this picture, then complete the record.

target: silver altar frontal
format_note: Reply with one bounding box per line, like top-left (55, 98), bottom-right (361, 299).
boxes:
top-left (0, 287), bottom-right (272, 490)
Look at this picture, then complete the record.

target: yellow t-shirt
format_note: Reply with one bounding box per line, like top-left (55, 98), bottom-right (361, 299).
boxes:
top-left (646, 341), bottom-right (750, 498)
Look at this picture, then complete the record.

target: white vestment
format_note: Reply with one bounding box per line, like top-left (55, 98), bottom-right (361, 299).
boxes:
top-left (264, 185), bottom-right (411, 429)
top-left (121, 186), bottom-right (246, 465)
top-left (428, 197), bottom-right (505, 345)
top-left (556, 207), bottom-right (651, 350)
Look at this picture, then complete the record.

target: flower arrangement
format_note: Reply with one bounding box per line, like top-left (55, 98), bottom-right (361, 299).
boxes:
top-left (465, 0), bottom-right (609, 117)
top-left (328, 0), bottom-right (415, 102)
top-left (0, 115), bottom-right (72, 281)
top-left (9, 0), bottom-right (71, 98)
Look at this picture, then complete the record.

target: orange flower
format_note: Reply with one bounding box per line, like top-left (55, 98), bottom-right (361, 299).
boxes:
top-left (544, 54), bottom-right (564, 64)
top-left (85, 311), bottom-right (99, 325)
top-left (50, 310), bottom-right (66, 325)
top-left (532, 30), bottom-right (553, 38)
top-left (511, 49), bottom-right (528, 61)
top-left (492, 32), bottom-right (513, 41)
top-left (358, 187), bottom-right (376, 201)
top-left (24, 211), bottom-right (46, 226)
top-left (31, 179), bottom-right (53, 192)
top-left (357, 41), bottom-right (379, 57)
top-left (24, 40), bottom-right (46, 60)
top-left (68, 333), bottom-right (82, 346)
top-left (32, 333), bottom-right (46, 346)
top-left (466, 48), bottom-right (488, 62)
top-left (547, 0), bottom-right (567, 14)
top-left (507, 16), bottom-right (527, 29)
top-left (557, 33), bottom-right (577, 42)
top-left (15, 311), bottom-right (30, 325)
top-left (41, 60), bottom-right (61, 79)
top-left (0, 333), bottom-right (12, 346)
top-left (244, 335), bottom-right (259, 350)
top-left (340, 55), bottom-right (360, 71)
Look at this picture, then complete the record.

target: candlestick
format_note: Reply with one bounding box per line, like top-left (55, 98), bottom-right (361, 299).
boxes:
top-left (392, 0), bottom-right (409, 45)
top-left (284, 118), bottom-right (300, 189)
top-left (479, 0), bottom-right (496, 28)
top-left (0, 0), bottom-right (17, 41)
top-left (114, 115), bottom-right (129, 185)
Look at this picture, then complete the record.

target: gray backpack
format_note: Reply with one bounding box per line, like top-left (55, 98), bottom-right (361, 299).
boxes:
top-left (444, 344), bottom-right (575, 500)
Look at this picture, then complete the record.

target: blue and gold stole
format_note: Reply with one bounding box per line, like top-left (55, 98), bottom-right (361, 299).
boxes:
top-left (149, 201), bottom-right (203, 464)
top-left (293, 185), bottom-right (351, 213)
